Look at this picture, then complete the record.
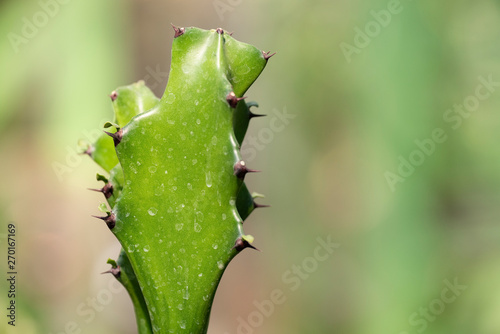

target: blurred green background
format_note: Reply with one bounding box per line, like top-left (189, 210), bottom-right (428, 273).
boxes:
top-left (2, 0), bottom-right (500, 333)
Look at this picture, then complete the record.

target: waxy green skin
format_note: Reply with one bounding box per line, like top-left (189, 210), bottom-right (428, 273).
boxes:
top-left (89, 81), bottom-right (159, 172)
top-left (113, 28), bottom-right (267, 333)
top-left (90, 81), bottom-right (159, 334)
top-left (106, 251), bottom-right (153, 334)
top-left (86, 27), bottom-right (271, 334)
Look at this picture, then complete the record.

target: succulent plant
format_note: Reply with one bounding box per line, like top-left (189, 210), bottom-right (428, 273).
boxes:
top-left (82, 26), bottom-right (273, 333)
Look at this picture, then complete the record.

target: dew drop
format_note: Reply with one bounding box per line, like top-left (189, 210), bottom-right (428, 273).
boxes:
top-left (175, 223), bottom-right (184, 231)
top-left (148, 207), bottom-right (157, 216)
top-left (155, 183), bottom-right (165, 196)
top-left (165, 93), bottom-right (176, 104)
top-left (194, 223), bottom-right (202, 233)
top-left (143, 245), bottom-right (150, 252)
top-left (217, 261), bottom-right (225, 270)
top-left (128, 163), bottom-right (137, 174)
top-left (196, 212), bottom-right (204, 224)
top-left (206, 172), bottom-right (212, 188)
top-left (149, 166), bottom-right (157, 173)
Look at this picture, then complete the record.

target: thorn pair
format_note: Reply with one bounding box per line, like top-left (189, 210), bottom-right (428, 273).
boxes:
top-left (109, 91), bottom-right (118, 102)
top-left (233, 236), bottom-right (259, 252)
top-left (234, 160), bottom-right (259, 179)
top-left (262, 51), bottom-right (276, 60)
top-left (88, 183), bottom-right (114, 199)
top-left (104, 129), bottom-right (123, 147)
top-left (171, 24), bottom-right (185, 38)
top-left (92, 212), bottom-right (116, 229)
top-left (226, 92), bottom-right (246, 108)
top-left (80, 146), bottom-right (94, 157)
top-left (101, 266), bottom-right (121, 278)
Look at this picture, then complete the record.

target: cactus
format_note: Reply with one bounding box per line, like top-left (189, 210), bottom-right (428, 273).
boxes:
top-left (82, 26), bottom-right (273, 333)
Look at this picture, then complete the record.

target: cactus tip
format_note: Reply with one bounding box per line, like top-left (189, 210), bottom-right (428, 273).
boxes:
top-left (171, 24), bottom-right (185, 38)
top-left (104, 129), bottom-right (123, 147)
top-left (234, 160), bottom-right (260, 179)
top-left (226, 92), bottom-right (247, 108)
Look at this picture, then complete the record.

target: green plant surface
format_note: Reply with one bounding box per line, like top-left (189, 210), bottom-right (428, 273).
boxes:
top-left (106, 251), bottom-right (153, 334)
top-left (89, 81), bottom-right (160, 333)
top-left (90, 26), bottom-right (271, 333)
top-left (86, 81), bottom-right (159, 172)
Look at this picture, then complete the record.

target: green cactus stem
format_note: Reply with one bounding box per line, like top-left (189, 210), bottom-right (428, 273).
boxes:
top-left (85, 26), bottom-right (273, 334)
top-left (104, 252), bottom-right (153, 334)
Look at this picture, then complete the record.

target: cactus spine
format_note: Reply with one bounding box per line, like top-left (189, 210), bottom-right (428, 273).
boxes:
top-left (83, 26), bottom-right (273, 333)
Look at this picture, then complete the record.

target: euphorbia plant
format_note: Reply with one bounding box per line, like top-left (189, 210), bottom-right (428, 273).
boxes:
top-left (82, 25), bottom-right (273, 333)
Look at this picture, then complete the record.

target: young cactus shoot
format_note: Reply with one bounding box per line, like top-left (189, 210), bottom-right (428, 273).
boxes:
top-left (84, 26), bottom-right (273, 333)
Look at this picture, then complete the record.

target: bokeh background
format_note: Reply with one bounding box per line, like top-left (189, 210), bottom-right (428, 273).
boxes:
top-left (2, 0), bottom-right (500, 333)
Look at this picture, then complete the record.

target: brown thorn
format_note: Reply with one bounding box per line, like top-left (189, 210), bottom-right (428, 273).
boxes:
top-left (232, 237), bottom-right (259, 252)
top-left (101, 266), bottom-right (121, 278)
top-left (253, 201), bottom-right (271, 209)
top-left (109, 91), bottom-right (118, 102)
top-left (104, 129), bottom-right (123, 147)
top-left (234, 160), bottom-right (260, 179)
top-left (249, 111), bottom-right (266, 119)
top-left (262, 51), bottom-right (276, 60)
top-left (80, 146), bottom-right (94, 157)
top-left (216, 28), bottom-right (224, 35)
top-left (88, 184), bottom-right (114, 199)
top-left (171, 24), bottom-right (185, 38)
top-left (92, 212), bottom-right (116, 229)
top-left (102, 183), bottom-right (114, 199)
top-left (226, 92), bottom-right (247, 108)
